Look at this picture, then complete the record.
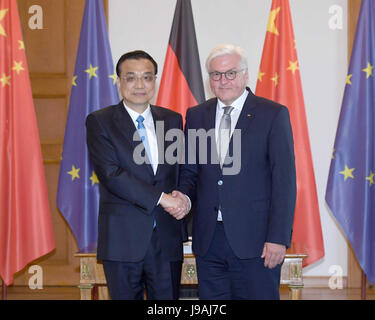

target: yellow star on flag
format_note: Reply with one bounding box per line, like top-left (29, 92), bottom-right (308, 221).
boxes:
top-left (339, 165), bottom-right (355, 181)
top-left (362, 62), bottom-right (373, 79)
top-left (0, 8), bottom-right (8, 37)
top-left (72, 75), bottom-right (77, 87)
top-left (346, 74), bottom-right (352, 85)
top-left (68, 165), bottom-right (80, 181)
top-left (366, 171), bottom-right (374, 187)
top-left (18, 40), bottom-right (25, 50)
top-left (0, 73), bottom-right (11, 87)
top-left (89, 171), bottom-right (99, 186)
top-left (109, 71), bottom-right (117, 85)
top-left (258, 70), bottom-right (266, 82)
top-left (331, 148), bottom-right (335, 160)
top-left (267, 7), bottom-right (280, 36)
top-left (85, 64), bottom-right (98, 79)
top-left (287, 60), bottom-right (299, 75)
top-left (12, 61), bottom-right (25, 75)
top-left (271, 72), bottom-right (279, 87)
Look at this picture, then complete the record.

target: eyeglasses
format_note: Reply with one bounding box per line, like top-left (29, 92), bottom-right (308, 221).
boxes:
top-left (209, 69), bottom-right (246, 81)
top-left (120, 73), bottom-right (156, 84)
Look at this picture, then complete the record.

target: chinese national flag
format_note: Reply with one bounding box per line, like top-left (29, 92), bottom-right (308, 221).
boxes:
top-left (157, 0), bottom-right (205, 118)
top-left (255, 0), bottom-right (324, 266)
top-left (0, 0), bottom-right (55, 285)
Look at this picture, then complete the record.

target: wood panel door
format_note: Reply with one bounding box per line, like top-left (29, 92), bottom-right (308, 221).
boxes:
top-left (8, 0), bottom-right (107, 287)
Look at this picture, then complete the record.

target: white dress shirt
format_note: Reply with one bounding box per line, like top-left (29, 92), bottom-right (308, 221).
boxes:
top-left (215, 89), bottom-right (249, 221)
top-left (123, 102), bottom-right (158, 175)
top-left (124, 103), bottom-right (191, 211)
top-left (215, 89), bottom-right (249, 146)
top-left (123, 102), bottom-right (164, 206)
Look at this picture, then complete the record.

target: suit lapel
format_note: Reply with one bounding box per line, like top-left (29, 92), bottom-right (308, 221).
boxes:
top-left (203, 99), bottom-right (217, 132)
top-left (202, 99), bottom-right (221, 172)
top-left (113, 101), bottom-right (154, 176)
top-left (113, 101), bottom-right (139, 148)
top-left (233, 88), bottom-right (257, 137)
top-left (223, 88), bottom-right (257, 170)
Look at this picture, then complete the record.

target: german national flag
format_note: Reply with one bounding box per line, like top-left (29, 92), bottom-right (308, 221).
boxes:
top-left (157, 0), bottom-right (205, 118)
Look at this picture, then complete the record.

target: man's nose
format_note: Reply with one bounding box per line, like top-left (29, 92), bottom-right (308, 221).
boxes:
top-left (135, 77), bottom-right (145, 88)
top-left (219, 74), bottom-right (229, 85)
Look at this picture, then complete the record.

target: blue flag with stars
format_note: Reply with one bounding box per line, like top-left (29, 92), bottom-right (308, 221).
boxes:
top-left (57, 0), bottom-right (119, 252)
top-left (325, 0), bottom-right (375, 284)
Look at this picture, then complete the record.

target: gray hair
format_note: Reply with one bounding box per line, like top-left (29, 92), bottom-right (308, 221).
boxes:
top-left (205, 44), bottom-right (248, 72)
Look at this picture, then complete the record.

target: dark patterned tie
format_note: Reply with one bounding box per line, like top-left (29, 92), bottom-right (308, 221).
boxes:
top-left (218, 106), bottom-right (234, 167)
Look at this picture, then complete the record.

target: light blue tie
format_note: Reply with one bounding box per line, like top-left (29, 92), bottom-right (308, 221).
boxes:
top-left (136, 115), bottom-right (156, 228)
top-left (136, 115), bottom-right (153, 168)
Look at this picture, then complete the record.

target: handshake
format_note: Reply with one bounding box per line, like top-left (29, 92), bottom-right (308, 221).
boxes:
top-left (159, 190), bottom-right (191, 220)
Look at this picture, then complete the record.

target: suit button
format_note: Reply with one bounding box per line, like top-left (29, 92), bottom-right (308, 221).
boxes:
top-left (218, 180), bottom-right (223, 186)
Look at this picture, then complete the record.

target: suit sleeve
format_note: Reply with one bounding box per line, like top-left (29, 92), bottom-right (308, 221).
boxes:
top-left (266, 106), bottom-right (297, 247)
top-left (177, 108), bottom-right (199, 203)
top-left (86, 113), bottom-right (162, 215)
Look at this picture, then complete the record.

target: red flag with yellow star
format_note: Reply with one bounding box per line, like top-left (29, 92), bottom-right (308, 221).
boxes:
top-left (0, 0), bottom-right (55, 286)
top-left (255, 0), bottom-right (324, 266)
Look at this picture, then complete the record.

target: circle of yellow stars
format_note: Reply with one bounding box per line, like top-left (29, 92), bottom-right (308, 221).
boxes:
top-left (67, 165), bottom-right (99, 186)
top-left (337, 60), bottom-right (374, 188)
top-left (71, 67), bottom-right (117, 87)
top-left (1, 8), bottom-right (103, 190)
top-left (338, 164), bottom-right (374, 187)
top-left (346, 61), bottom-right (373, 85)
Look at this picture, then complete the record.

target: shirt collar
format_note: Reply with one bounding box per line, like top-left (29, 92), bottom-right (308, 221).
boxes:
top-left (123, 101), bottom-right (152, 124)
top-left (217, 89), bottom-right (249, 112)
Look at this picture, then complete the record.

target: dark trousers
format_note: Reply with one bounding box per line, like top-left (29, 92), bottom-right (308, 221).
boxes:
top-left (103, 229), bottom-right (182, 300)
top-left (195, 222), bottom-right (281, 300)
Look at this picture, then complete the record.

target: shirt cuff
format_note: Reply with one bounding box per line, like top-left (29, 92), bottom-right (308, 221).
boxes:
top-left (184, 194), bottom-right (192, 212)
top-left (157, 192), bottom-right (164, 206)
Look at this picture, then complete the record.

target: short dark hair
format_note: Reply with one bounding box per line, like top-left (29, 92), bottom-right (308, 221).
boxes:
top-left (116, 50), bottom-right (158, 77)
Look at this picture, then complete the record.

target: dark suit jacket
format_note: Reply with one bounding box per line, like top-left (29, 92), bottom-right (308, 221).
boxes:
top-left (86, 102), bottom-right (184, 263)
top-left (178, 88), bottom-right (297, 259)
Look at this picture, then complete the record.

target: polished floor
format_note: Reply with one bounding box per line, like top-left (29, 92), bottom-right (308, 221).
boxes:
top-left (1, 285), bottom-right (374, 300)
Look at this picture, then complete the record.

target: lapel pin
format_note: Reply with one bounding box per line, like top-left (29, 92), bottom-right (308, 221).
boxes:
top-left (247, 114), bottom-right (252, 117)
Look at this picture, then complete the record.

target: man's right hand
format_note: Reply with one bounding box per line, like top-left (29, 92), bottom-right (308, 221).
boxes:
top-left (159, 192), bottom-right (190, 220)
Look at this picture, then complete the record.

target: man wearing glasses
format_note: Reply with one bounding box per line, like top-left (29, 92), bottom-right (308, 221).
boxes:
top-left (174, 44), bottom-right (297, 299)
top-left (86, 50), bottom-right (189, 300)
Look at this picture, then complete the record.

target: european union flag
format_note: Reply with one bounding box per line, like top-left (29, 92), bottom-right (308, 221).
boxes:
top-left (57, 0), bottom-right (119, 252)
top-left (326, 0), bottom-right (375, 285)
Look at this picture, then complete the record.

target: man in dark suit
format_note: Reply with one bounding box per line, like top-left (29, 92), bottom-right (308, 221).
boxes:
top-left (172, 44), bottom-right (296, 299)
top-left (86, 50), bottom-right (188, 300)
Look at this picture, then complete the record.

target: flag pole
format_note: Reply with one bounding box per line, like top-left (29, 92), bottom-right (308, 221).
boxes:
top-left (1, 279), bottom-right (6, 300)
top-left (361, 270), bottom-right (367, 300)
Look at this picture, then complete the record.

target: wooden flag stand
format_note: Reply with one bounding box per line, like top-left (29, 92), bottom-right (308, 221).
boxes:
top-left (361, 270), bottom-right (367, 300)
top-left (1, 279), bottom-right (6, 300)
